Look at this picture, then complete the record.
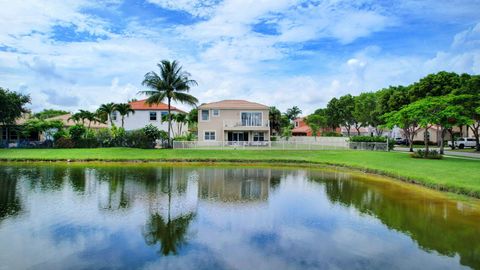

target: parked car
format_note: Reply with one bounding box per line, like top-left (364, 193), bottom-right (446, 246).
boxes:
top-left (448, 138), bottom-right (476, 149)
top-left (394, 137), bottom-right (407, 145)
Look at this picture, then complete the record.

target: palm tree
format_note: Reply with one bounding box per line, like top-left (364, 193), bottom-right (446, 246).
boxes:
top-left (97, 102), bottom-right (116, 126)
top-left (80, 110), bottom-right (97, 129)
top-left (68, 113), bottom-right (82, 124)
top-left (115, 103), bottom-right (134, 128)
top-left (139, 60), bottom-right (198, 148)
top-left (286, 106), bottom-right (302, 121)
top-left (174, 113), bottom-right (187, 136)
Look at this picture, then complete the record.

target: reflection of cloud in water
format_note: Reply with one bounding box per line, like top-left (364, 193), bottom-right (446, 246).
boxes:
top-left (0, 164), bottom-right (478, 269)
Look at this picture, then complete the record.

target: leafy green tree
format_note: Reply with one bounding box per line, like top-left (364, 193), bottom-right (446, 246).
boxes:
top-left (305, 113), bottom-right (327, 140)
top-left (384, 105), bottom-right (422, 152)
top-left (269, 106), bottom-right (282, 135)
top-left (285, 106), bottom-right (302, 121)
top-left (173, 113), bottom-right (187, 136)
top-left (97, 103), bottom-right (116, 126)
top-left (337, 94), bottom-right (355, 136)
top-left (139, 60), bottom-right (198, 148)
top-left (22, 119), bottom-right (64, 140)
top-left (187, 108), bottom-right (198, 130)
top-left (33, 109), bottom-right (68, 120)
top-left (0, 88), bottom-right (30, 144)
top-left (115, 103), bottom-right (134, 128)
top-left (68, 112), bottom-right (82, 124)
top-left (78, 110), bottom-right (98, 129)
top-left (325, 98), bottom-right (343, 130)
top-left (353, 92), bottom-right (381, 135)
top-left (454, 75), bottom-right (480, 151)
top-left (408, 71), bottom-right (463, 102)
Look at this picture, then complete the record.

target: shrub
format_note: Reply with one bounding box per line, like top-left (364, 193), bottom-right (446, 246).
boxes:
top-left (95, 128), bottom-right (113, 147)
top-left (111, 126), bottom-right (126, 147)
top-left (174, 132), bottom-right (196, 141)
top-left (143, 124), bottom-right (161, 141)
top-left (125, 129), bottom-right (153, 149)
top-left (55, 137), bottom-right (75, 148)
top-left (53, 129), bottom-right (68, 141)
top-left (68, 125), bottom-right (86, 141)
top-left (350, 135), bottom-right (394, 150)
top-left (411, 149), bottom-right (443, 159)
top-left (322, 131), bottom-right (342, 137)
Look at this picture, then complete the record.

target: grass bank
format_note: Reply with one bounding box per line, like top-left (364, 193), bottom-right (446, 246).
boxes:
top-left (0, 148), bottom-right (479, 198)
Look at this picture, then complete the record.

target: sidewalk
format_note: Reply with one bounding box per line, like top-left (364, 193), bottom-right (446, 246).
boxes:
top-left (394, 147), bottom-right (480, 159)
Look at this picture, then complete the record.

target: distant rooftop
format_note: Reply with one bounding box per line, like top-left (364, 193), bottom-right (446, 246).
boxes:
top-left (199, 100), bottom-right (269, 110)
top-left (129, 99), bottom-right (184, 112)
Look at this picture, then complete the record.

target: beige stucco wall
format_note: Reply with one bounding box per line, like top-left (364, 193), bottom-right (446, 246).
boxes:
top-left (197, 109), bottom-right (270, 141)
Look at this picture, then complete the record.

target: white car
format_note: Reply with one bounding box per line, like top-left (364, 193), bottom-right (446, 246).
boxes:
top-left (448, 138), bottom-right (477, 149)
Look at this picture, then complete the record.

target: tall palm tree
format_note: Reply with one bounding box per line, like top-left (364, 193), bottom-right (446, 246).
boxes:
top-left (139, 60), bottom-right (198, 148)
top-left (115, 103), bottom-right (134, 128)
top-left (68, 113), bottom-right (82, 124)
top-left (174, 113), bottom-right (187, 136)
top-left (97, 102), bottom-right (116, 126)
top-left (80, 110), bottom-right (97, 130)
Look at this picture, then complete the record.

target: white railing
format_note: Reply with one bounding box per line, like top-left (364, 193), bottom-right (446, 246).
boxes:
top-left (223, 120), bottom-right (269, 128)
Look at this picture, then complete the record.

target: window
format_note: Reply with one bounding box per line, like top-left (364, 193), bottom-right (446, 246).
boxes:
top-left (253, 132), bottom-right (265, 141)
top-left (111, 112), bottom-right (117, 121)
top-left (204, 131), bottom-right (215, 141)
top-left (241, 112), bottom-right (262, 126)
top-left (467, 138), bottom-right (476, 141)
top-left (295, 121), bottom-right (299, 127)
top-left (212, 109), bottom-right (220, 117)
top-left (161, 111), bottom-right (168, 118)
top-left (149, 112), bottom-right (157, 121)
top-left (201, 110), bottom-right (209, 121)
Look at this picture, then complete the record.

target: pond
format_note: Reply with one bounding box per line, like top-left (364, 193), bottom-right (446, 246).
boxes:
top-left (0, 163), bottom-right (479, 270)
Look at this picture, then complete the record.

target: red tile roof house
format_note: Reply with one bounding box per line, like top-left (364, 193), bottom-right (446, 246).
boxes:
top-left (110, 99), bottom-right (187, 135)
top-left (292, 117), bottom-right (340, 136)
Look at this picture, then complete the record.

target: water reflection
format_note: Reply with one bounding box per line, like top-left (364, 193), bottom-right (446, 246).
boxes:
top-left (322, 176), bottom-right (480, 269)
top-left (0, 163), bottom-right (479, 270)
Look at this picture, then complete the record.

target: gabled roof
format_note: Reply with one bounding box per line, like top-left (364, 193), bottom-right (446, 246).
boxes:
top-left (198, 100), bottom-right (269, 110)
top-left (129, 99), bottom-right (185, 112)
top-left (292, 126), bottom-right (310, 133)
top-left (47, 114), bottom-right (108, 129)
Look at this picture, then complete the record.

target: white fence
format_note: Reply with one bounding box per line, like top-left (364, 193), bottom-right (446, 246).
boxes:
top-left (173, 138), bottom-right (388, 151)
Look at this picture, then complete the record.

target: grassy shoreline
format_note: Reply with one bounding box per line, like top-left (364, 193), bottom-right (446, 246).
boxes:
top-left (1, 148), bottom-right (480, 198)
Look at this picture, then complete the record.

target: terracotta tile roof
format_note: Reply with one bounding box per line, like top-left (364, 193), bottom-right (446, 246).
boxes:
top-left (292, 126), bottom-right (310, 133)
top-left (47, 114), bottom-right (108, 129)
top-left (129, 99), bottom-right (185, 112)
top-left (199, 100), bottom-right (269, 110)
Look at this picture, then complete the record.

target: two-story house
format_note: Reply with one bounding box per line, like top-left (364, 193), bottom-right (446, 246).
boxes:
top-left (197, 100), bottom-right (270, 144)
top-left (111, 99), bottom-right (187, 135)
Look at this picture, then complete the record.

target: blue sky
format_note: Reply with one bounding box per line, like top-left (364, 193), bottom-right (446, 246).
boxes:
top-left (1, 0), bottom-right (480, 114)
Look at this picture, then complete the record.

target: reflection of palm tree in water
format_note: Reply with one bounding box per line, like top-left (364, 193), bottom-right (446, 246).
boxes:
top-left (142, 167), bottom-right (195, 256)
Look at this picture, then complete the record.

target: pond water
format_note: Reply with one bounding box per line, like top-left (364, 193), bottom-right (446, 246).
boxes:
top-left (0, 163), bottom-right (479, 270)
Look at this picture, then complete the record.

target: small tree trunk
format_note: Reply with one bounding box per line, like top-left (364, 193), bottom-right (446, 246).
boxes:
top-left (447, 128), bottom-right (455, 149)
top-left (439, 127), bottom-right (446, 155)
top-left (5, 126), bottom-right (9, 148)
top-left (470, 123), bottom-right (480, 152)
top-left (424, 127), bottom-right (429, 153)
top-left (121, 117), bottom-right (124, 128)
top-left (168, 97), bottom-right (172, 148)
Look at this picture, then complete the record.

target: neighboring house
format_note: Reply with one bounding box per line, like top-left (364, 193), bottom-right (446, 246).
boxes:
top-left (292, 117), bottom-right (340, 136)
top-left (110, 99), bottom-right (187, 135)
top-left (47, 114), bottom-right (108, 130)
top-left (197, 100), bottom-right (270, 144)
top-left (0, 114), bottom-right (36, 146)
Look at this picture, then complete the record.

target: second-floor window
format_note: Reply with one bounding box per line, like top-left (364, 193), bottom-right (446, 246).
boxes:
top-left (241, 112), bottom-right (262, 126)
top-left (160, 111), bottom-right (168, 121)
top-left (111, 112), bottom-right (117, 121)
top-left (150, 112), bottom-right (157, 121)
top-left (212, 109), bottom-right (219, 117)
top-left (201, 110), bottom-right (209, 121)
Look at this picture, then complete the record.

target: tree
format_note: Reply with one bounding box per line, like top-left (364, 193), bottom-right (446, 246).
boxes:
top-left (139, 60), bottom-right (198, 148)
top-left (97, 103), bottom-right (116, 126)
top-left (68, 113), bottom-right (82, 124)
top-left (353, 92), bottom-right (381, 135)
top-left (173, 113), bottom-right (187, 136)
top-left (337, 94), bottom-right (355, 137)
top-left (285, 106), bottom-right (302, 121)
top-left (33, 109), bottom-right (68, 120)
top-left (305, 113), bottom-right (327, 140)
top-left (187, 108), bottom-right (198, 130)
top-left (269, 106), bottom-right (282, 135)
top-left (408, 71), bottom-right (463, 102)
top-left (79, 110), bottom-right (97, 130)
top-left (115, 103), bottom-right (134, 128)
top-left (384, 105), bottom-right (422, 152)
top-left (325, 98), bottom-right (343, 130)
top-left (0, 88), bottom-right (30, 144)
top-left (454, 75), bottom-right (480, 151)
top-left (22, 119), bottom-right (64, 141)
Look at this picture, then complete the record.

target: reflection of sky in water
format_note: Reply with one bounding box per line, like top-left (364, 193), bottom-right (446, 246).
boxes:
top-left (0, 165), bottom-right (477, 270)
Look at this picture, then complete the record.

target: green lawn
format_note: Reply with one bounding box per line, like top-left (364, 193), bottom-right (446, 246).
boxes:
top-left (1, 148), bottom-right (480, 197)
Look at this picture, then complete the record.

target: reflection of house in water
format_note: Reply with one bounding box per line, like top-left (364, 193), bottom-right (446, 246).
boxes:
top-left (196, 168), bottom-right (270, 202)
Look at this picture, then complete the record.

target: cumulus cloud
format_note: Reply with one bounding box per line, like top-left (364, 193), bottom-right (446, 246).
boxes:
top-left (0, 0), bottom-right (479, 114)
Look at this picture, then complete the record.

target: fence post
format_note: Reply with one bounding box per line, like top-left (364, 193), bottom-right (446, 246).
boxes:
top-left (386, 137), bottom-right (390, 152)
